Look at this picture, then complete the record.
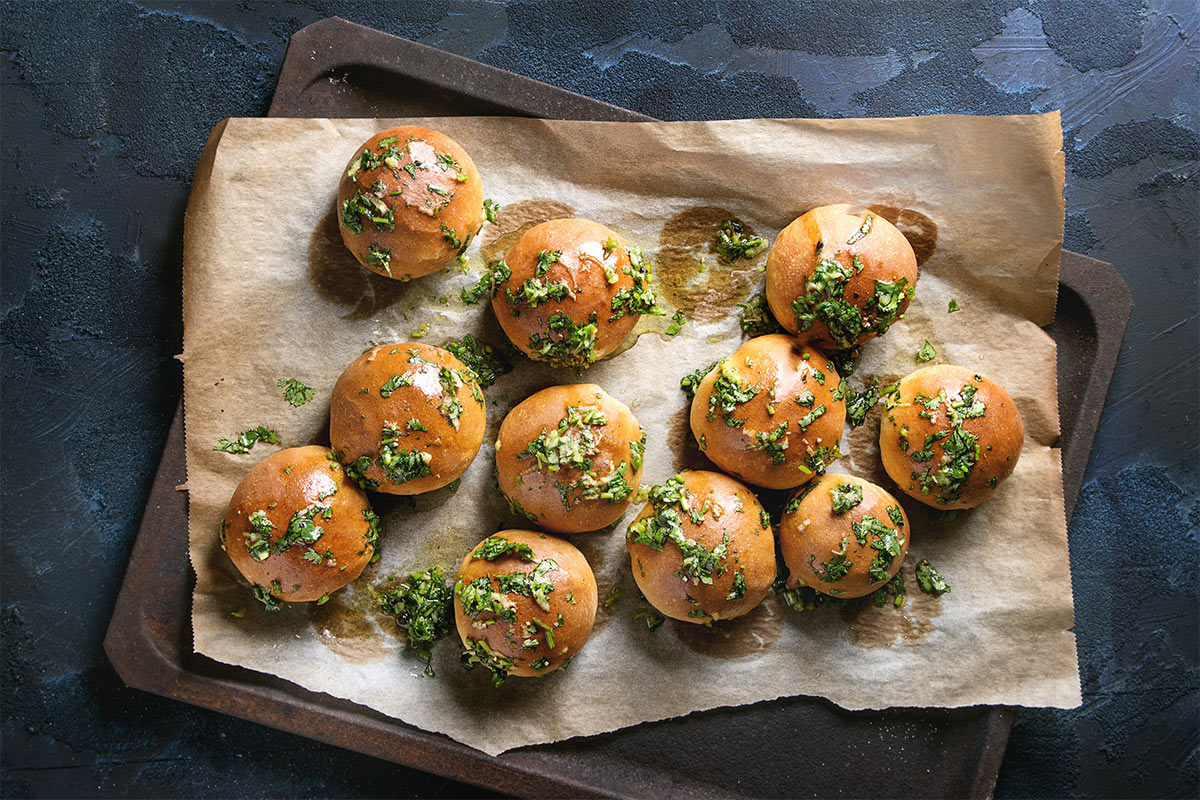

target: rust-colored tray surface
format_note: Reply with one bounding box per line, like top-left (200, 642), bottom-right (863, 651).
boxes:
top-left (106, 17), bottom-right (1131, 799)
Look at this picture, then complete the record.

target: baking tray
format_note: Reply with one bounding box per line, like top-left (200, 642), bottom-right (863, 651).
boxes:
top-left (105, 17), bottom-right (1131, 799)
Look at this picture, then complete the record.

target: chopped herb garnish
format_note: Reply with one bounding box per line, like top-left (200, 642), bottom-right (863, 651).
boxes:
top-left (629, 432), bottom-right (646, 472)
top-left (666, 309), bottom-right (687, 336)
top-left (528, 311), bottom-right (598, 374)
top-left (460, 637), bottom-right (513, 687)
top-left (244, 510), bottom-right (274, 561)
top-left (846, 213), bottom-right (874, 244)
top-left (948, 299), bottom-right (961, 313)
top-left (738, 291), bottom-right (784, 336)
top-left (714, 219), bottom-right (766, 261)
top-left (274, 505), bottom-right (329, 554)
top-left (377, 424), bottom-right (433, 485)
top-left (407, 418), bottom-right (428, 432)
top-left (365, 243), bottom-right (392, 276)
top-left (472, 536), bottom-right (536, 562)
top-left (915, 340), bottom-right (937, 362)
top-left (344, 455), bottom-right (380, 492)
top-left (810, 537), bottom-right (852, 582)
top-left (797, 403), bottom-right (827, 431)
top-left (277, 378), bottom-right (314, 407)
top-left (377, 566), bottom-right (454, 676)
top-left (706, 358), bottom-right (758, 427)
top-left (831, 482), bottom-right (863, 514)
top-left (443, 334), bottom-right (512, 388)
top-left (726, 571), bottom-right (747, 601)
top-left (379, 373), bottom-right (408, 398)
top-left (627, 474), bottom-right (729, 585)
top-left (609, 246), bottom-right (663, 321)
top-left (214, 426), bottom-right (279, 454)
top-left (251, 582), bottom-right (281, 612)
top-left (845, 382), bottom-right (881, 427)
top-left (748, 422), bottom-right (789, 465)
top-left (634, 609), bottom-right (665, 631)
top-left (362, 508), bottom-right (381, 552)
top-left (460, 259), bottom-right (512, 304)
top-left (483, 198), bottom-right (500, 223)
top-left (915, 560), bottom-right (952, 595)
top-left (680, 361), bottom-right (717, 398)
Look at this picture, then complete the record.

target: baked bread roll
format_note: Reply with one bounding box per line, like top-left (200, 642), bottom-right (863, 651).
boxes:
top-left (879, 364), bottom-right (1023, 509)
top-left (338, 126), bottom-right (484, 280)
top-left (626, 470), bottom-right (775, 623)
top-left (765, 204), bottom-right (918, 349)
top-left (454, 530), bottom-right (598, 684)
top-left (491, 219), bottom-right (657, 373)
top-left (330, 342), bottom-right (486, 495)
top-left (496, 384), bottom-right (645, 533)
top-left (689, 334), bottom-right (846, 489)
top-left (778, 473), bottom-right (909, 599)
top-left (223, 445), bottom-right (378, 606)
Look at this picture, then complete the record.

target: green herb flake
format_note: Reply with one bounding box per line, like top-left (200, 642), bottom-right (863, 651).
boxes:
top-left (377, 566), bottom-right (454, 675)
top-left (714, 219), bottom-right (766, 261)
top-left (214, 426), bottom-right (279, 454)
top-left (460, 259), bottom-right (512, 304)
top-left (472, 536), bottom-right (536, 562)
top-left (277, 378), bottom-right (315, 407)
top-left (633, 609), bottom-right (665, 631)
top-left (483, 198), bottom-right (500, 223)
top-left (915, 340), bottom-right (937, 363)
top-left (948, 299), bottom-right (961, 313)
top-left (377, 425), bottom-right (433, 485)
top-left (916, 560), bottom-right (952, 596)
top-left (737, 291), bottom-right (784, 336)
top-left (680, 361), bottom-right (717, 398)
top-left (831, 482), bottom-right (863, 514)
top-left (666, 309), bottom-right (687, 336)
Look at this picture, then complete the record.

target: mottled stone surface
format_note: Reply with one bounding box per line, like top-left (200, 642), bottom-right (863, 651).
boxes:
top-left (1, 1), bottom-right (1195, 796)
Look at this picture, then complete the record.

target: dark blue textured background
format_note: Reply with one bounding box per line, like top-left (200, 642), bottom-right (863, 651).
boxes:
top-left (2, 1), bottom-right (1196, 796)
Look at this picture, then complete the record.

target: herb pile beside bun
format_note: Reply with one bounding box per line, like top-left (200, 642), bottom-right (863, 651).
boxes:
top-left (338, 126), bottom-right (484, 281)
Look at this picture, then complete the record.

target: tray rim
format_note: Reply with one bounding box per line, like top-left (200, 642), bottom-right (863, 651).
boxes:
top-left (105, 15), bottom-right (1132, 799)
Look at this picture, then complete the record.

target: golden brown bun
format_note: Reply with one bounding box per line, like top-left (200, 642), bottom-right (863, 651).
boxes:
top-left (337, 126), bottom-right (484, 281)
top-left (496, 384), bottom-right (645, 533)
top-left (778, 473), bottom-right (909, 599)
top-left (454, 530), bottom-right (598, 679)
top-left (492, 219), bottom-right (649, 372)
top-left (626, 470), bottom-right (776, 623)
top-left (765, 204), bottom-right (918, 349)
top-left (879, 364), bottom-right (1024, 509)
top-left (690, 334), bottom-right (846, 489)
top-left (330, 343), bottom-right (486, 495)
top-left (223, 445), bottom-right (377, 603)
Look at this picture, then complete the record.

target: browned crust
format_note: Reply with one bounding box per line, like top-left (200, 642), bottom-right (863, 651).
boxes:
top-left (224, 445), bottom-right (375, 603)
top-left (337, 126), bottom-right (485, 281)
top-left (454, 530), bottom-right (598, 678)
top-left (329, 342), bottom-right (486, 495)
top-left (690, 334), bottom-right (847, 489)
top-left (496, 384), bottom-right (644, 533)
top-left (778, 472), bottom-right (910, 599)
top-left (626, 470), bottom-right (776, 623)
top-left (765, 203), bottom-right (918, 347)
top-left (491, 218), bottom-right (641, 365)
top-left (879, 364), bottom-right (1024, 510)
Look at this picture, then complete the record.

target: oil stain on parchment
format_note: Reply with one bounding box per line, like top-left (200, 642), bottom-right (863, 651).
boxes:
top-left (478, 198), bottom-right (575, 264)
top-left (309, 563), bottom-right (392, 665)
top-left (671, 593), bottom-right (784, 659)
top-left (308, 209), bottom-right (412, 320)
top-left (657, 206), bottom-right (766, 322)
top-left (868, 205), bottom-right (939, 266)
top-left (841, 558), bottom-right (942, 649)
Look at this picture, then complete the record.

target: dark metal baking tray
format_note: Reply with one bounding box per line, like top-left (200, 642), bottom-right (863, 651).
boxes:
top-left (106, 17), bottom-right (1131, 799)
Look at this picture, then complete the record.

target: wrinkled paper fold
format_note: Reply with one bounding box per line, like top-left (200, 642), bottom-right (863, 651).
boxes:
top-left (184, 114), bottom-right (1078, 756)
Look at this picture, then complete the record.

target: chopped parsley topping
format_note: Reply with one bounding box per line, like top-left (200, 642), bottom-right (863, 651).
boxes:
top-left (377, 424), bottom-right (433, 485)
top-left (801, 445), bottom-right (842, 476)
top-left (472, 536), bottom-right (536, 562)
top-left (738, 291), bottom-right (784, 336)
top-left (251, 581), bottom-right (282, 612)
top-left (907, 383), bottom-right (988, 504)
top-left (214, 426), bottom-right (279, 454)
top-left (846, 213), bottom-right (875, 244)
top-left (483, 198), bottom-right (500, 223)
top-left (274, 505), bottom-right (330, 554)
top-left (666, 309), bottom-right (687, 336)
top-left (365, 243), bottom-right (392, 276)
top-left (831, 482), bottom-right (863, 514)
top-left (493, 558), bottom-right (559, 611)
top-left (810, 537), bottom-right (851, 582)
top-left (680, 361), bottom-right (717, 398)
top-left (407, 418), bottom-right (428, 432)
top-left (726, 571), bottom-right (747, 601)
top-left (634, 609), bottom-right (665, 631)
top-left (886, 505), bottom-right (905, 527)
top-left (706, 358), bottom-right (758, 427)
top-left (627, 474), bottom-right (729, 585)
top-left (916, 560), bottom-right (952, 595)
top-left (714, 219), bottom-right (766, 261)
top-left (376, 566), bottom-right (453, 676)
top-left (528, 311), bottom-right (598, 374)
top-left (460, 637), bottom-right (513, 687)
top-left (362, 508), bottom-right (380, 553)
top-left (872, 571), bottom-right (907, 608)
top-left (629, 433), bottom-right (646, 472)
top-left (797, 403), bottom-right (827, 431)
top-left (506, 276), bottom-right (571, 307)
top-left (277, 378), bottom-right (315, 407)
top-left (460, 259), bottom-right (512, 304)
top-left (948, 298), bottom-right (960, 313)
top-left (748, 422), bottom-right (789, 464)
top-left (915, 340), bottom-right (937, 362)
top-left (379, 373), bottom-right (411, 398)
top-left (244, 510), bottom-right (274, 561)
top-left (609, 246), bottom-right (662, 321)
top-left (845, 382), bottom-right (882, 427)
top-left (440, 222), bottom-right (463, 251)
top-left (343, 455), bottom-right (380, 492)
top-left (443, 334), bottom-right (512, 387)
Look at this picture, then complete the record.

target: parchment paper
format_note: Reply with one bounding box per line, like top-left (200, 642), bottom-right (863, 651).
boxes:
top-left (182, 114), bottom-right (1079, 756)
